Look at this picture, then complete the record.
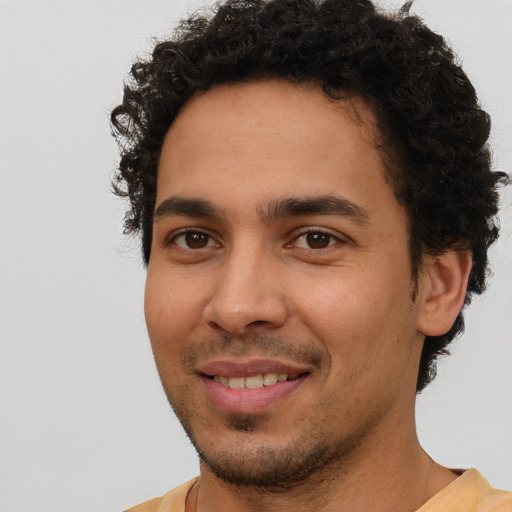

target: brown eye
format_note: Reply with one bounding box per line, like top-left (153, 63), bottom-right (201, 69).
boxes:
top-left (186, 232), bottom-right (209, 248)
top-left (305, 233), bottom-right (331, 248)
top-left (292, 231), bottom-right (339, 249)
top-left (173, 231), bottom-right (216, 249)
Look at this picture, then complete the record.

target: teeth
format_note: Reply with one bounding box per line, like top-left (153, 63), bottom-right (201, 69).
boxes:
top-left (213, 373), bottom-right (301, 389)
top-left (229, 377), bottom-right (245, 389)
top-left (263, 373), bottom-right (278, 386)
top-left (245, 375), bottom-right (264, 389)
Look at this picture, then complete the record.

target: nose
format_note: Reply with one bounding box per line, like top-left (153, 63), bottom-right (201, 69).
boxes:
top-left (203, 245), bottom-right (289, 336)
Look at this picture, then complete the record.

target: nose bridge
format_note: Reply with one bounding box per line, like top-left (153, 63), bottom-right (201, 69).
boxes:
top-left (204, 238), bottom-right (288, 335)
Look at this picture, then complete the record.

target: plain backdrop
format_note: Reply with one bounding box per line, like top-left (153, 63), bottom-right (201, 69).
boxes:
top-left (0, 1), bottom-right (511, 511)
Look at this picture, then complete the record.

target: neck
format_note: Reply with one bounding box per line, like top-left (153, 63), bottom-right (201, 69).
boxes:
top-left (192, 417), bottom-right (458, 512)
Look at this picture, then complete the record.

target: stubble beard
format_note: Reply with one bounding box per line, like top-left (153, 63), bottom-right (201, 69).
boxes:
top-left (159, 334), bottom-right (367, 492)
top-left (191, 414), bottom-right (359, 491)
top-left (166, 382), bottom-right (361, 491)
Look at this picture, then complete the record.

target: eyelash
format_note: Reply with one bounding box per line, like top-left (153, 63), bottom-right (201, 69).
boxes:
top-left (166, 229), bottom-right (220, 250)
top-left (165, 227), bottom-right (344, 251)
top-left (288, 229), bottom-right (345, 250)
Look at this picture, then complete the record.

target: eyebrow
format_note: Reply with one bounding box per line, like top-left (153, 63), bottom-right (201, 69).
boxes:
top-left (260, 195), bottom-right (371, 226)
top-left (153, 197), bottom-right (222, 221)
top-left (153, 194), bottom-right (370, 226)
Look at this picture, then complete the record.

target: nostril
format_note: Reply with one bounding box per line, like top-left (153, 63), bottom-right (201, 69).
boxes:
top-left (206, 320), bottom-right (226, 332)
top-left (248, 320), bottom-right (268, 327)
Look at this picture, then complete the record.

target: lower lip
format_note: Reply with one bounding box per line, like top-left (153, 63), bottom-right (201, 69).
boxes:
top-left (200, 375), bottom-right (307, 414)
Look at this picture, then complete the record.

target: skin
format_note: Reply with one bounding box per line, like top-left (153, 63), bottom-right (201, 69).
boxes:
top-left (145, 80), bottom-right (471, 512)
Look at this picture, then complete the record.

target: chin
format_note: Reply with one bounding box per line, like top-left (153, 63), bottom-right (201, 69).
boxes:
top-left (186, 414), bottom-right (359, 491)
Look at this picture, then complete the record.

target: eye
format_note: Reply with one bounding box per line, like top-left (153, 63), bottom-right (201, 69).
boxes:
top-left (171, 231), bottom-right (218, 249)
top-left (292, 231), bottom-right (340, 249)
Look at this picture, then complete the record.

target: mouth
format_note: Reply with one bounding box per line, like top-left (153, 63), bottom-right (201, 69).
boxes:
top-left (198, 360), bottom-right (311, 413)
top-left (208, 372), bottom-right (303, 389)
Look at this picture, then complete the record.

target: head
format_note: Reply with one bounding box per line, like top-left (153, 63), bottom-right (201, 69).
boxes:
top-left (111, 0), bottom-right (505, 395)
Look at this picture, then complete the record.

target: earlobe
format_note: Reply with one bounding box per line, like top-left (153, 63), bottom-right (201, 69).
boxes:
top-left (417, 250), bottom-right (472, 337)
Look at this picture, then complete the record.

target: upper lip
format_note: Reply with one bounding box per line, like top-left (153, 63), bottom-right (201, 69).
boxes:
top-left (197, 358), bottom-right (311, 378)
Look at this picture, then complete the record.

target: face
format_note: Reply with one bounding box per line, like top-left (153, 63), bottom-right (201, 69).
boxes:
top-left (145, 80), bottom-right (427, 488)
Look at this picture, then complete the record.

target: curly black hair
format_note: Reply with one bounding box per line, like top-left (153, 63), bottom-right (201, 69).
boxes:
top-left (110, 0), bottom-right (508, 392)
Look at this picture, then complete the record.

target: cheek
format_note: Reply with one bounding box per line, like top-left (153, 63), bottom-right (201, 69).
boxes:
top-left (296, 269), bottom-right (399, 329)
top-left (144, 280), bottom-right (193, 392)
top-left (294, 267), bottom-right (416, 369)
top-left (144, 270), bottom-right (201, 353)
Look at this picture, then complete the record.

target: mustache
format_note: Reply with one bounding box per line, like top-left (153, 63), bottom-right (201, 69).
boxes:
top-left (180, 334), bottom-right (328, 370)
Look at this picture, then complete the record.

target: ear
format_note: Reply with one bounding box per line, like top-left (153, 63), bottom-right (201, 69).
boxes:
top-left (417, 250), bottom-right (472, 337)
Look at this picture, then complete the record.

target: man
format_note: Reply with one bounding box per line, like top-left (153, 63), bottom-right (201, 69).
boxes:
top-left (111, 0), bottom-right (511, 510)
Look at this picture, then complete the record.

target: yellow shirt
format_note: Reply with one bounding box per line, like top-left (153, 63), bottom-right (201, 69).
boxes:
top-left (125, 469), bottom-right (512, 512)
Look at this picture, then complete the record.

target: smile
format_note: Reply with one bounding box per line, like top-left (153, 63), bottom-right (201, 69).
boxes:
top-left (202, 371), bottom-right (308, 413)
top-left (211, 373), bottom-right (301, 389)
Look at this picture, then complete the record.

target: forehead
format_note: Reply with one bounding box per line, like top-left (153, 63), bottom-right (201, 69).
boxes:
top-left (162, 80), bottom-right (379, 161)
top-left (156, 79), bottom-right (398, 221)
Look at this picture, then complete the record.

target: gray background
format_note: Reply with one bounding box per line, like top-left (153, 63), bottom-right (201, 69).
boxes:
top-left (0, 1), bottom-right (511, 511)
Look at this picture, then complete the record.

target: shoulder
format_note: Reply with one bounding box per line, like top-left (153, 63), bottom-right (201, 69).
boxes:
top-left (477, 478), bottom-right (512, 512)
top-left (123, 478), bottom-right (198, 512)
top-left (419, 469), bottom-right (512, 512)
